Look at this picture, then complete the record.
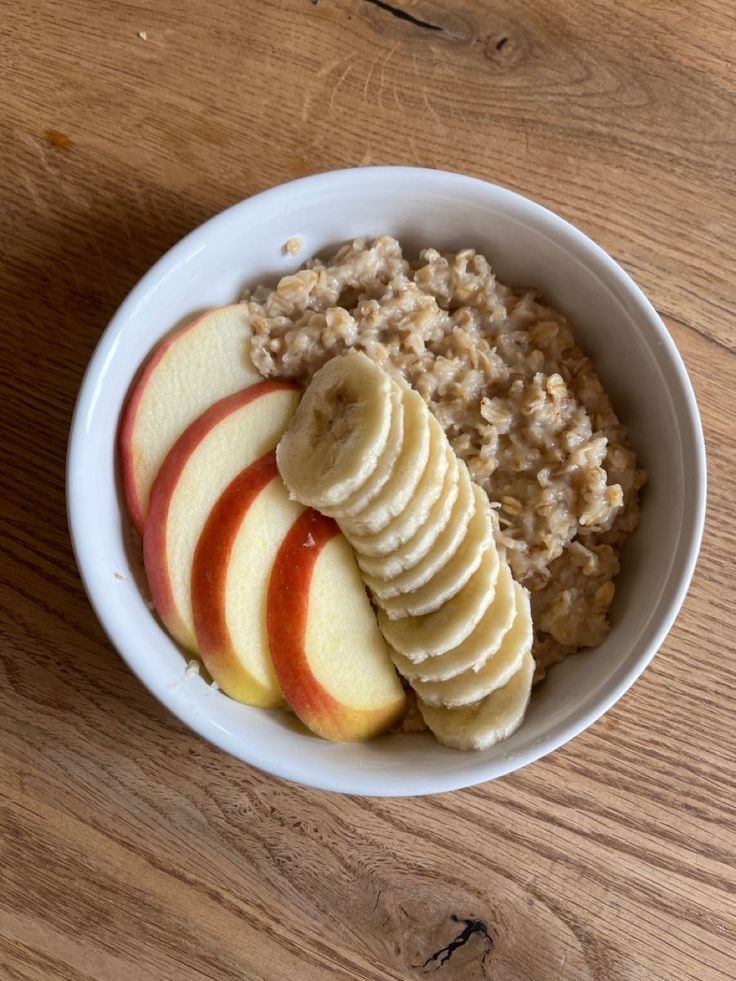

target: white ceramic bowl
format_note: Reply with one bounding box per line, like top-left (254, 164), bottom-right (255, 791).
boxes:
top-left (67, 167), bottom-right (706, 795)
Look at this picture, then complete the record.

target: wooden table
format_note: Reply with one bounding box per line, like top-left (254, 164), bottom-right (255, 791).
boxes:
top-left (2, 2), bottom-right (734, 978)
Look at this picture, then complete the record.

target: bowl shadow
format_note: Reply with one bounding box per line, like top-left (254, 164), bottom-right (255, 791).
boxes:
top-left (4, 178), bottom-right (235, 748)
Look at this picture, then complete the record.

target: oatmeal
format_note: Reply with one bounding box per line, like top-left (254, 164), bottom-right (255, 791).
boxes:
top-left (282, 236), bottom-right (304, 257)
top-left (243, 236), bottom-right (645, 677)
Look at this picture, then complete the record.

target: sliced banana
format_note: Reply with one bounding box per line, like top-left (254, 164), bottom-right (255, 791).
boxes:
top-left (276, 351), bottom-right (392, 508)
top-left (358, 458), bottom-right (473, 579)
top-left (276, 349), bottom-right (537, 754)
top-left (412, 581), bottom-right (532, 707)
top-left (327, 380), bottom-right (404, 518)
top-left (391, 560), bottom-right (517, 680)
top-left (377, 487), bottom-right (495, 620)
top-left (349, 424), bottom-right (455, 561)
top-left (418, 650), bottom-right (535, 750)
top-left (339, 387), bottom-right (431, 536)
top-left (379, 545), bottom-right (500, 660)
top-left (363, 468), bottom-right (476, 600)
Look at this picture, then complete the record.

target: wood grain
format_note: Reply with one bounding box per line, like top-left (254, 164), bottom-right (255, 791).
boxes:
top-left (1, 1), bottom-right (734, 978)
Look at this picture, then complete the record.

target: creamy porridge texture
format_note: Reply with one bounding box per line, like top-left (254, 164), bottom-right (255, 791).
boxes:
top-left (244, 236), bottom-right (645, 678)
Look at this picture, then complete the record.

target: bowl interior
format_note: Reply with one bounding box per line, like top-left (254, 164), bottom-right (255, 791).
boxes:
top-left (68, 168), bottom-right (704, 795)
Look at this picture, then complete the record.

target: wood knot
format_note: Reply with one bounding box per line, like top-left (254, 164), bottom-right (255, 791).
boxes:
top-left (44, 129), bottom-right (72, 151)
top-left (483, 32), bottom-right (526, 69)
top-left (421, 915), bottom-right (494, 970)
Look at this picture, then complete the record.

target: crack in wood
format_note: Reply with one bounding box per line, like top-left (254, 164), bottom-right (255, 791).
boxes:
top-left (421, 915), bottom-right (494, 972)
top-left (364, 0), bottom-right (442, 33)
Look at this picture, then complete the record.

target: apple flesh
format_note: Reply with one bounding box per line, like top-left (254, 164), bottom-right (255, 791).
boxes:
top-left (191, 452), bottom-right (304, 708)
top-left (267, 510), bottom-right (406, 742)
top-left (144, 381), bottom-right (300, 651)
top-left (119, 305), bottom-right (263, 532)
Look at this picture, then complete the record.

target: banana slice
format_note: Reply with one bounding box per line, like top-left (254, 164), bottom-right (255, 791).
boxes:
top-left (391, 560), bottom-right (517, 680)
top-left (412, 581), bottom-right (532, 707)
top-left (378, 546), bottom-right (500, 660)
top-left (349, 422), bottom-right (455, 561)
top-left (327, 380), bottom-right (404, 518)
top-left (363, 468), bottom-right (476, 600)
top-left (417, 650), bottom-right (535, 750)
top-left (358, 460), bottom-right (473, 579)
top-left (377, 486), bottom-right (495, 619)
top-left (339, 387), bottom-right (431, 535)
top-left (276, 351), bottom-right (392, 508)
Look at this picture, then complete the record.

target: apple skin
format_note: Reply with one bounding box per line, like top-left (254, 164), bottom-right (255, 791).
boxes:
top-left (119, 323), bottom-right (180, 533)
top-left (190, 451), bottom-right (284, 707)
top-left (143, 380), bottom-right (296, 650)
top-left (267, 510), bottom-right (406, 742)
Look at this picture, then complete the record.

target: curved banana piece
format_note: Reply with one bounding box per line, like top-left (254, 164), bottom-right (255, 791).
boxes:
top-left (417, 650), bottom-right (534, 750)
top-left (276, 351), bottom-right (393, 508)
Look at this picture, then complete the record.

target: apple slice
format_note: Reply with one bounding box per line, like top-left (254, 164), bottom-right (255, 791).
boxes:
top-left (144, 381), bottom-right (300, 651)
top-left (267, 510), bottom-right (406, 742)
top-left (191, 452), bottom-right (304, 707)
top-left (120, 305), bottom-right (263, 532)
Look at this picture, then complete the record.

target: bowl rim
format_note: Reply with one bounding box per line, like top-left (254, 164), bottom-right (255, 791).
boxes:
top-left (67, 166), bottom-right (707, 795)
